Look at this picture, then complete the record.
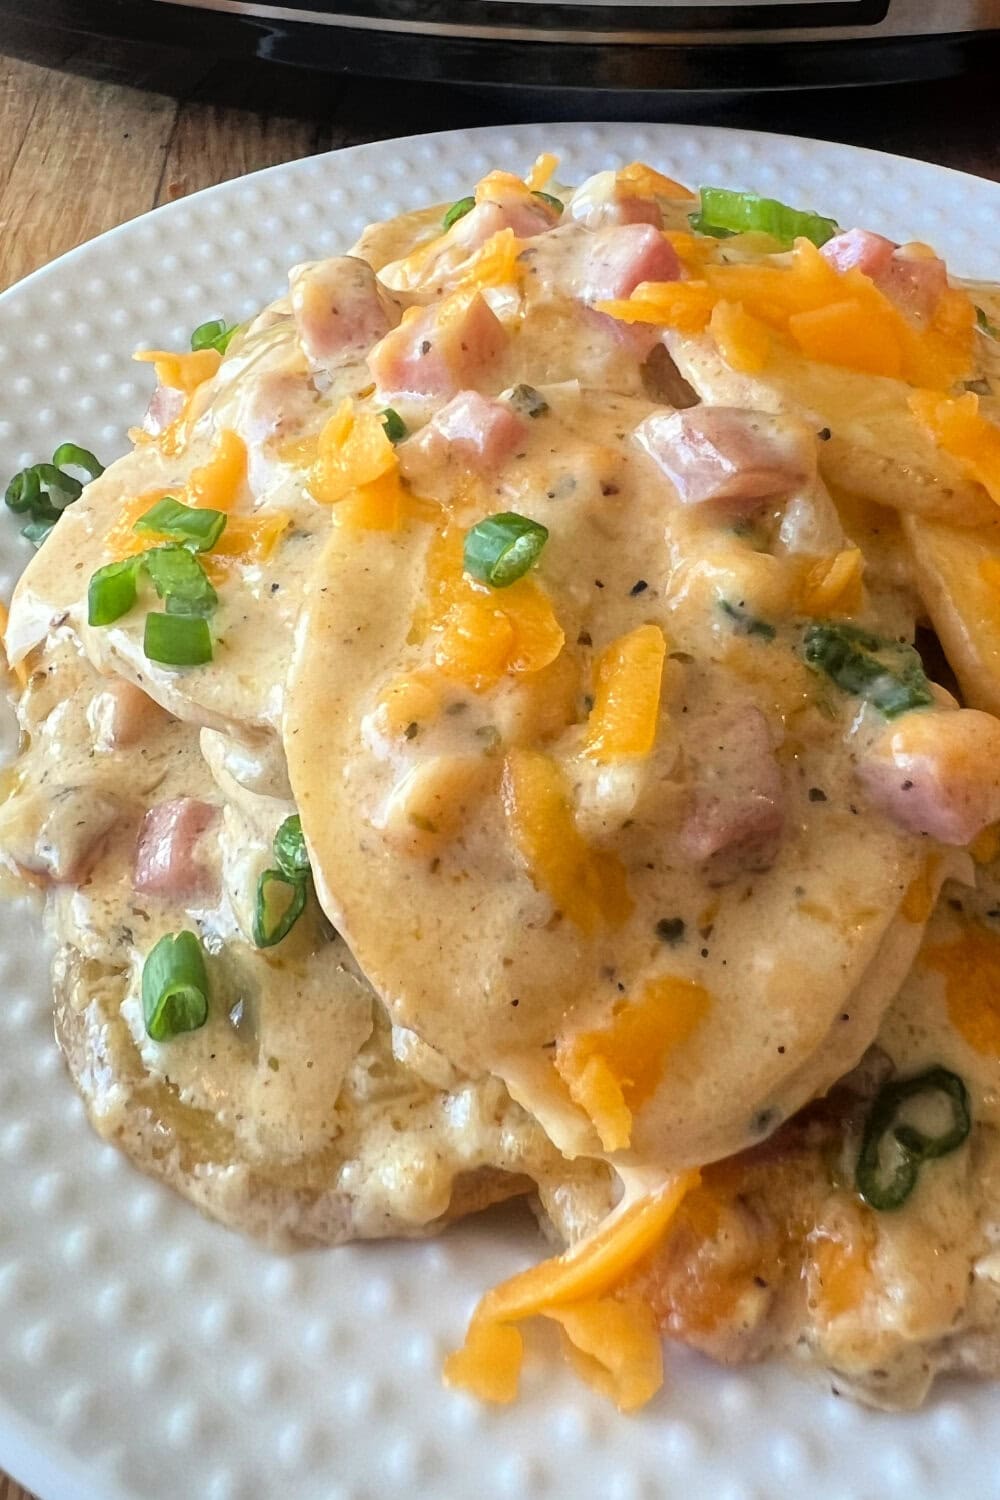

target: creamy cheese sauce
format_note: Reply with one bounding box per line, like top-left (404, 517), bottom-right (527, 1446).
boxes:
top-left (4, 160), bottom-right (1000, 1408)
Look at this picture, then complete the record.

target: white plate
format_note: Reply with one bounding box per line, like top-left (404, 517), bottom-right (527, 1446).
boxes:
top-left (1, 121), bottom-right (998, 1500)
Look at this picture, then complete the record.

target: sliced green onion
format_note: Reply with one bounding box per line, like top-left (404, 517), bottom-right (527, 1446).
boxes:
top-left (88, 557), bottom-right (141, 626)
top-left (273, 814), bottom-right (310, 881)
top-left (690, 187), bottom-right (839, 249)
top-left (144, 545), bottom-right (218, 618)
top-left (464, 512), bottom-right (549, 589)
top-left (141, 930), bottom-right (210, 1042)
top-left (5, 443), bottom-right (103, 548)
top-left (719, 599), bottom-right (776, 641)
top-left (51, 443), bottom-right (104, 481)
top-left (532, 190), bottom-right (563, 215)
top-left (253, 869), bottom-right (307, 948)
top-left (856, 1066), bottom-right (971, 1211)
top-left (134, 496), bottom-right (227, 552)
top-left (442, 195), bottom-right (475, 231)
top-left (191, 319), bottom-right (240, 355)
top-left (976, 305), bottom-right (1000, 340)
top-left (380, 407), bottom-right (407, 444)
top-left (802, 621), bottom-right (933, 719)
top-left (144, 612), bottom-right (213, 666)
top-left (508, 384), bottom-right (549, 419)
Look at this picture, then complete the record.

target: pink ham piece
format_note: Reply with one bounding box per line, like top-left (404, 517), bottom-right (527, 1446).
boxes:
top-left (578, 224), bottom-right (681, 304)
top-left (821, 230), bottom-right (946, 322)
top-left (878, 248), bottom-right (948, 323)
top-left (134, 798), bottom-right (218, 898)
top-left (468, 185), bottom-right (559, 241)
top-left (290, 256), bottom-right (401, 371)
top-left (368, 292), bottom-right (508, 404)
top-left (406, 390), bottom-right (528, 471)
top-left (680, 705), bottom-right (785, 884)
top-left (635, 407), bottom-right (815, 519)
top-left (821, 228), bottom-right (896, 280)
top-left (140, 382), bottom-right (186, 439)
top-left (89, 680), bottom-right (168, 752)
top-left (857, 708), bottom-right (1000, 845)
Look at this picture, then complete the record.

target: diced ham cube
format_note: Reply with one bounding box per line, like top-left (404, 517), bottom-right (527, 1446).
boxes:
top-left (877, 247), bottom-right (948, 323)
top-left (578, 224), bottom-right (681, 304)
top-left (857, 708), bottom-right (1000, 845)
top-left (141, 382), bottom-right (186, 439)
top-left (635, 407), bottom-right (816, 519)
top-left (88, 680), bottom-right (168, 752)
top-left (821, 228), bottom-right (896, 280)
top-left (822, 231), bottom-right (947, 321)
top-left (569, 170), bottom-right (663, 232)
top-left (134, 798), bottom-right (218, 898)
top-left (368, 292), bottom-right (509, 404)
top-left (406, 390), bottom-right (528, 471)
top-left (290, 256), bottom-right (401, 370)
top-left (680, 705), bottom-right (785, 883)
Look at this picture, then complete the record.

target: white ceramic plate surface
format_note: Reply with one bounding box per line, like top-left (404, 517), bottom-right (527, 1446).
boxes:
top-left (1, 121), bottom-right (998, 1500)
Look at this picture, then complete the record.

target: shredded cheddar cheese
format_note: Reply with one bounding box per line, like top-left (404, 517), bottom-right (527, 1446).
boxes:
top-left (457, 228), bottom-right (523, 293)
top-left (525, 152), bottom-right (559, 191)
top-left (133, 348), bottom-right (221, 395)
top-left (556, 977), bottom-right (711, 1151)
top-left (186, 428), bottom-right (247, 512)
top-left (910, 389), bottom-right (1000, 506)
top-left (924, 923), bottom-right (1000, 1056)
top-left (600, 238), bottom-right (975, 389)
top-left (617, 161), bottom-right (697, 202)
top-left (798, 548), bottom-right (864, 616)
top-left (709, 299), bottom-right (772, 374)
top-left (444, 1172), bottom-right (698, 1409)
top-left (501, 749), bottom-right (631, 933)
top-left (585, 623), bottom-right (666, 760)
top-left (309, 400), bottom-right (397, 505)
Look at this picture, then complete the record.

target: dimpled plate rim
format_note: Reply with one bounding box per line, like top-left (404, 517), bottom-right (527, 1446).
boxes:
top-left (0, 122), bottom-right (998, 1500)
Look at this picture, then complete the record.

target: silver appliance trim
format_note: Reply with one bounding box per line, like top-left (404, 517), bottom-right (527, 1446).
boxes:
top-left (149, 0), bottom-right (1000, 46)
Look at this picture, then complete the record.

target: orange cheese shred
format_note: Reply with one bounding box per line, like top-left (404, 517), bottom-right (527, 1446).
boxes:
top-left (133, 348), bottom-right (221, 395)
top-left (501, 748), bottom-right (631, 933)
top-left (186, 428), bottom-right (247, 512)
top-left (924, 923), bottom-right (1000, 1057)
top-left (555, 976), bottom-right (711, 1150)
top-left (525, 152), bottom-right (559, 191)
top-left (798, 548), bottom-right (864, 616)
top-left (909, 389), bottom-right (1000, 506)
top-left (308, 400), bottom-right (397, 506)
top-left (617, 161), bottom-right (697, 202)
top-left (457, 228), bottom-right (523, 292)
top-left (596, 279), bottom-right (716, 334)
top-left (444, 1171), bottom-right (698, 1409)
top-left (585, 623), bottom-right (666, 760)
top-left (709, 299), bottom-right (771, 374)
top-left (600, 237), bottom-right (975, 389)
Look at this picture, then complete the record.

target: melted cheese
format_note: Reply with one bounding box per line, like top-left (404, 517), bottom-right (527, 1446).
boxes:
top-left (444, 1171), bottom-right (697, 1407)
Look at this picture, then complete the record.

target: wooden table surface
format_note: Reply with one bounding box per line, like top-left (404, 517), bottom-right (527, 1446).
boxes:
top-left (0, 30), bottom-right (998, 1500)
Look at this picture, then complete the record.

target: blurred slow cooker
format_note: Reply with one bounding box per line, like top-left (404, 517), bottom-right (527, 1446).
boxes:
top-left (3, 0), bottom-right (1000, 89)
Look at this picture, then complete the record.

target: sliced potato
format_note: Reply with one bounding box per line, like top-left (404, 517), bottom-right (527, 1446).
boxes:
top-left (904, 512), bottom-right (1000, 716)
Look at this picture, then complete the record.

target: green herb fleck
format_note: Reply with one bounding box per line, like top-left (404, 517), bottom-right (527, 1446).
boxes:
top-left (802, 621), bottom-right (934, 719)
